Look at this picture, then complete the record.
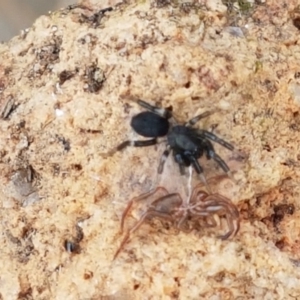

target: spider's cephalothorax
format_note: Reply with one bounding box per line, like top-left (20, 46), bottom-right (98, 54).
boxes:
top-left (111, 100), bottom-right (234, 187)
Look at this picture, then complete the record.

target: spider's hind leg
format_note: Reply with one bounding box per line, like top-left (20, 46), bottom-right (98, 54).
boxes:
top-left (103, 138), bottom-right (158, 157)
top-left (117, 139), bottom-right (158, 151)
top-left (137, 100), bottom-right (172, 119)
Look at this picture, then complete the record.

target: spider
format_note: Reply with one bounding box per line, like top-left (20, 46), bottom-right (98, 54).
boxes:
top-left (113, 182), bottom-right (240, 259)
top-left (108, 100), bottom-right (234, 189)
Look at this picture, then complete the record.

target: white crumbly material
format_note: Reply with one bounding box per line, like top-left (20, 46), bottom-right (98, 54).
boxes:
top-left (0, 0), bottom-right (300, 299)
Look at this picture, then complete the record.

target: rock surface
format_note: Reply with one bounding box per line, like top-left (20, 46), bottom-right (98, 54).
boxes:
top-left (0, 0), bottom-right (300, 299)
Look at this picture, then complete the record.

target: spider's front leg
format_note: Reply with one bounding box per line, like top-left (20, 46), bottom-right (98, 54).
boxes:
top-left (201, 139), bottom-right (234, 179)
top-left (198, 129), bottom-right (234, 151)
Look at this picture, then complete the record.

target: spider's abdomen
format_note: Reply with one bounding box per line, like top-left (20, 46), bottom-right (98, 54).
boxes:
top-left (167, 126), bottom-right (201, 153)
top-left (131, 111), bottom-right (170, 138)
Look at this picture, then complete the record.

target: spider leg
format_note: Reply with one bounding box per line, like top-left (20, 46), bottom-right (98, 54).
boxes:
top-left (117, 139), bottom-right (158, 151)
top-left (214, 157), bottom-right (234, 180)
top-left (209, 152), bottom-right (230, 173)
top-left (185, 110), bottom-right (215, 127)
top-left (187, 155), bottom-right (211, 193)
top-left (198, 130), bottom-right (234, 151)
top-left (178, 163), bottom-right (185, 175)
top-left (158, 146), bottom-right (170, 174)
top-left (173, 153), bottom-right (188, 175)
top-left (137, 100), bottom-right (172, 119)
top-left (104, 138), bottom-right (158, 157)
top-left (202, 139), bottom-right (232, 178)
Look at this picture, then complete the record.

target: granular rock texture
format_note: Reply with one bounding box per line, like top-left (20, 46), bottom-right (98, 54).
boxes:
top-left (0, 0), bottom-right (300, 299)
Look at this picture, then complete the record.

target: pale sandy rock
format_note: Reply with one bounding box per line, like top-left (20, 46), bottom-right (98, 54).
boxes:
top-left (0, 0), bottom-right (300, 299)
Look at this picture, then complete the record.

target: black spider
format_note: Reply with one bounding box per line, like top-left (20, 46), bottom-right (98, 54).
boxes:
top-left (109, 100), bottom-right (234, 188)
